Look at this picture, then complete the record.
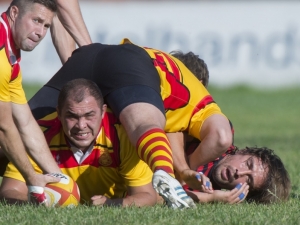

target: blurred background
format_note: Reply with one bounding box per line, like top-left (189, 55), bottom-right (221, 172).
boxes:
top-left (0, 0), bottom-right (300, 89)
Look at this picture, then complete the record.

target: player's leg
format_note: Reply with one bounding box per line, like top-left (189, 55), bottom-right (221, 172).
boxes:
top-left (107, 86), bottom-right (174, 175)
top-left (106, 86), bottom-right (196, 208)
top-left (0, 175), bottom-right (28, 204)
top-left (0, 160), bottom-right (53, 205)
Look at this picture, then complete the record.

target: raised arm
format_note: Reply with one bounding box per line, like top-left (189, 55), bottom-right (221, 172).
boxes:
top-left (55, 0), bottom-right (92, 47)
top-left (50, 16), bottom-right (76, 64)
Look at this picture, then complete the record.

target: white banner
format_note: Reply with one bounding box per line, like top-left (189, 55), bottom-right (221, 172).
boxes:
top-left (1, 1), bottom-right (300, 88)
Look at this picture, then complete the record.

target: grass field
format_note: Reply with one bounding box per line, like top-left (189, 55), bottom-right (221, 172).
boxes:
top-left (0, 84), bottom-right (299, 225)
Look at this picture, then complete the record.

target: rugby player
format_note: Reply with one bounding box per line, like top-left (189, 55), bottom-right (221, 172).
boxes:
top-left (0, 0), bottom-right (61, 204)
top-left (0, 79), bottom-right (157, 207)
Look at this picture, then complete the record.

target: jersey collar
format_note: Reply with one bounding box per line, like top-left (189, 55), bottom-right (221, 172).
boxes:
top-left (0, 12), bottom-right (21, 66)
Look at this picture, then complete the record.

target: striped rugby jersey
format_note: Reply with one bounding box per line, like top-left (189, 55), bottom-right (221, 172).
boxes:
top-left (4, 110), bottom-right (153, 204)
top-left (0, 13), bottom-right (26, 104)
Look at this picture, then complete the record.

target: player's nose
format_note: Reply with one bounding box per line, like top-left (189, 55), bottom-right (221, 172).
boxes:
top-left (77, 118), bottom-right (87, 129)
top-left (235, 169), bottom-right (252, 177)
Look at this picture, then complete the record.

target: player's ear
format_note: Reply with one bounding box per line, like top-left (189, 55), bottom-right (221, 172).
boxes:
top-left (56, 106), bottom-right (61, 121)
top-left (9, 5), bottom-right (19, 22)
top-left (101, 104), bottom-right (107, 119)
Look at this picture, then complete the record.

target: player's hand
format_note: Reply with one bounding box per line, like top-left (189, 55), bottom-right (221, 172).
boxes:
top-left (181, 169), bottom-right (213, 193)
top-left (196, 172), bottom-right (213, 193)
top-left (91, 195), bottom-right (109, 206)
top-left (26, 173), bottom-right (61, 187)
top-left (180, 169), bottom-right (202, 190)
top-left (27, 173), bottom-right (60, 206)
top-left (212, 183), bottom-right (249, 204)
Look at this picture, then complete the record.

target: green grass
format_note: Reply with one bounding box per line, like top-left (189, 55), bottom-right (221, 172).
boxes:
top-left (0, 202), bottom-right (300, 225)
top-left (0, 84), bottom-right (299, 224)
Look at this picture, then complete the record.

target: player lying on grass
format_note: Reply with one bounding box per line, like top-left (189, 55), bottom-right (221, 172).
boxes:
top-left (168, 51), bottom-right (291, 204)
top-left (0, 79), bottom-right (157, 207)
top-left (181, 141), bottom-right (291, 204)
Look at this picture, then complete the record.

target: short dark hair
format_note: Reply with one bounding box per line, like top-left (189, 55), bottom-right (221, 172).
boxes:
top-left (170, 51), bottom-right (209, 87)
top-left (236, 146), bottom-right (291, 204)
top-left (57, 79), bottom-right (104, 113)
top-left (8, 0), bottom-right (57, 15)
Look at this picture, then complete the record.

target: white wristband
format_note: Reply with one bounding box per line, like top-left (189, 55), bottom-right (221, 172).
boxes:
top-left (27, 186), bottom-right (44, 193)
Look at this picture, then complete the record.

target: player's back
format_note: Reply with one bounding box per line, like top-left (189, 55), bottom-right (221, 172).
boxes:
top-left (143, 47), bottom-right (225, 140)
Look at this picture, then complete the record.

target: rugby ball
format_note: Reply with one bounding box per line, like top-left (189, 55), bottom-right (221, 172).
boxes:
top-left (44, 173), bottom-right (80, 207)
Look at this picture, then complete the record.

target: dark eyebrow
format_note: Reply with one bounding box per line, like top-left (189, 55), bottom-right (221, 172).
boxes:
top-left (66, 110), bottom-right (77, 116)
top-left (66, 110), bottom-right (96, 117)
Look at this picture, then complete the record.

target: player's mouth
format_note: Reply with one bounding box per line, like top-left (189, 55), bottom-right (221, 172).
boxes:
top-left (73, 132), bottom-right (90, 140)
top-left (28, 35), bottom-right (40, 42)
top-left (221, 168), bottom-right (233, 181)
top-left (27, 38), bottom-right (38, 45)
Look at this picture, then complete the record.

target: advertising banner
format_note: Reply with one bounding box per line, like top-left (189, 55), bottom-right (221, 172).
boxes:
top-left (1, 1), bottom-right (299, 88)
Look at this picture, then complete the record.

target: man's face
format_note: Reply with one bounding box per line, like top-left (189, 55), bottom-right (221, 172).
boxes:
top-left (10, 3), bottom-right (54, 51)
top-left (212, 153), bottom-right (268, 191)
top-left (58, 95), bottom-right (106, 152)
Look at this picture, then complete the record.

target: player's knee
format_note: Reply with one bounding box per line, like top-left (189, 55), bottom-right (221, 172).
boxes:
top-left (120, 103), bottom-right (165, 129)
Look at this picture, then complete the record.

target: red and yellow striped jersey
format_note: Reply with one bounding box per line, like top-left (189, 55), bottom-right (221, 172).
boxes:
top-left (0, 13), bottom-right (26, 104)
top-left (4, 110), bottom-right (153, 204)
top-left (122, 39), bottom-right (226, 141)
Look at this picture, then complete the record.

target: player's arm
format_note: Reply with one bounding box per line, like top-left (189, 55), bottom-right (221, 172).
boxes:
top-left (186, 183), bottom-right (249, 204)
top-left (0, 101), bottom-right (41, 186)
top-left (167, 132), bottom-right (202, 190)
top-left (167, 132), bottom-right (213, 192)
top-left (55, 0), bottom-right (92, 47)
top-left (50, 16), bottom-right (76, 64)
top-left (188, 114), bottom-right (232, 170)
top-left (166, 132), bottom-right (188, 177)
top-left (91, 182), bottom-right (157, 207)
top-left (124, 183), bottom-right (157, 207)
top-left (11, 102), bottom-right (61, 177)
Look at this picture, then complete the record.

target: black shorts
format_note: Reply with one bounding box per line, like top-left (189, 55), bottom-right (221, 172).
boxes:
top-left (29, 86), bottom-right (59, 120)
top-left (29, 85), bottom-right (165, 119)
top-left (106, 85), bottom-right (164, 118)
top-left (35, 43), bottom-right (164, 118)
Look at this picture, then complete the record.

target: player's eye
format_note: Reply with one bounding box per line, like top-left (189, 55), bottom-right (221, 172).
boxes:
top-left (66, 114), bottom-right (77, 119)
top-left (247, 157), bottom-right (253, 170)
top-left (85, 112), bottom-right (95, 119)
